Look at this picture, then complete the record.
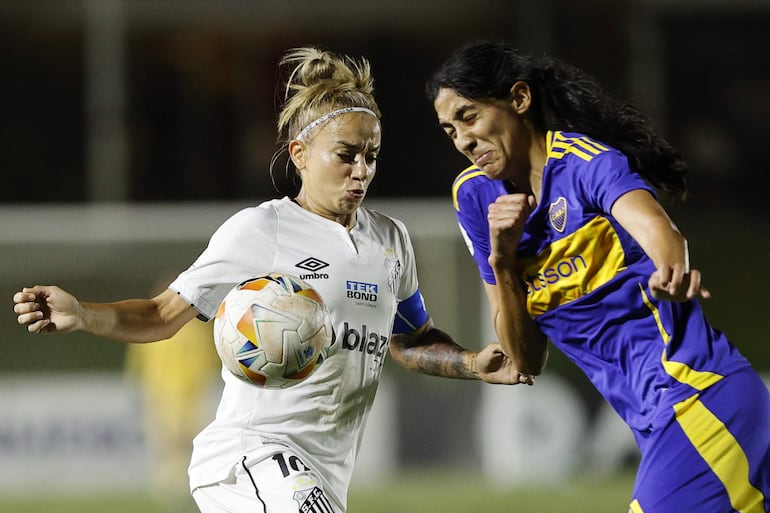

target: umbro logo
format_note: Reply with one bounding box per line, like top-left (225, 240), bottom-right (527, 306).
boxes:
top-left (296, 257), bottom-right (329, 272)
top-left (296, 257), bottom-right (330, 280)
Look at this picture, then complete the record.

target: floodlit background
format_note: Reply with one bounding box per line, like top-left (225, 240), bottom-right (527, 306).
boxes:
top-left (1, 1), bottom-right (769, 512)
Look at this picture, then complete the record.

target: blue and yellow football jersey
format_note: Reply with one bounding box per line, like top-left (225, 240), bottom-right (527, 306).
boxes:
top-left (453, 130), bottom-right (752, 432)
top-left (454, 131), bottom-right (770, 511)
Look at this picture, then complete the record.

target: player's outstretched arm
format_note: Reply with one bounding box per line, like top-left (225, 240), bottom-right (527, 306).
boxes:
top-left (13, 285), bottom-right (197, 343)
top-left (389, 319), bottom-right (533, 385)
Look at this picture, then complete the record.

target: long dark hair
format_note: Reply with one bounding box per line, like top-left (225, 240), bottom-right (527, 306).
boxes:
top-left (426, 40), bottom-right (688, 201)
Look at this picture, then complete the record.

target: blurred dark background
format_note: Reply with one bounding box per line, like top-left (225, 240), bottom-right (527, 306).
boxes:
top-left (2, 0), bottom-right (768, 208)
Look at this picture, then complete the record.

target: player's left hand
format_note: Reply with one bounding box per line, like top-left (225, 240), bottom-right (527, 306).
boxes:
top-left (474, 342), bottom-right (534, 385)
top-left (648, 265), bottom-right (711, 302)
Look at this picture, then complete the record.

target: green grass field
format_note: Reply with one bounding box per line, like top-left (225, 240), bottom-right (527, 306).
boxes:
top-left (0, 469), bottom-right (635, 513)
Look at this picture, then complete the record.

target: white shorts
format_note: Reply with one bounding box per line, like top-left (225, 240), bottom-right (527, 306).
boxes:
top-left (192, 451), bottom-right (340, 513)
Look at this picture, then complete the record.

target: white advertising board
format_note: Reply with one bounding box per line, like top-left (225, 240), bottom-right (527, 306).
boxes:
top-left (0, 373), bottom-right (148, 493)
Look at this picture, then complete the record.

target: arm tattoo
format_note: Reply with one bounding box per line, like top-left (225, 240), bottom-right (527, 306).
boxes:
top-left (392, 327), bottom-right (475, 379)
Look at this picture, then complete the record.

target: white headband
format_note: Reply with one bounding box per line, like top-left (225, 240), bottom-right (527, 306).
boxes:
top-left (296, 107), bottom-right (378, 141)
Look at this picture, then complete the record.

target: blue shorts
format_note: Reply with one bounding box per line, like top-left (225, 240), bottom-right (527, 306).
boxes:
top-left (630, 368), bottom-right (770, 513)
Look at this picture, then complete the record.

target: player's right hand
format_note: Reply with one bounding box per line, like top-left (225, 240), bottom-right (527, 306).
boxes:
top-left (13, 285), bottom-right (81, 334)
top-left (487, 193), bottom-right (536, 264)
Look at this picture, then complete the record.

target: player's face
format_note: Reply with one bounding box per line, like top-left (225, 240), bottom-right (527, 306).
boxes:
top-left (433, 87), bottom-right (525, 182)
top-left (296, 112), bottom-right (381, 227)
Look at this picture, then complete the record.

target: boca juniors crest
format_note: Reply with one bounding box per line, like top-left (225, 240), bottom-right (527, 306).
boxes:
top-left (549, 197), bottom-right (567, 233)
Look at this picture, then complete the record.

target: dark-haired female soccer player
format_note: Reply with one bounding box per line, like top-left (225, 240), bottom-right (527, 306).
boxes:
top-left (427, 39), bottom-right (770, 513)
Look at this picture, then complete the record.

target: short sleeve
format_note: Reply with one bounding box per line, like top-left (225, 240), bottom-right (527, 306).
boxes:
top-left (170, 205), bottom-right (278, 320)
top-left (580, 149), bottom-right (656, 214)
top-left (390, 216), bottom-right (420, 301)
top-left (454, 171), bottom-right (502, 284)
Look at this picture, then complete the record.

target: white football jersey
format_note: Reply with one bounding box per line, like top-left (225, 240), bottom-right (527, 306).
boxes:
top-left (169, 197), bottom-right (420, 510)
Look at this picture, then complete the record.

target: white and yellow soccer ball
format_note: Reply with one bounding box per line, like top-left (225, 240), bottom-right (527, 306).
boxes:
top-left (213, 273), bottom-right (333, 388)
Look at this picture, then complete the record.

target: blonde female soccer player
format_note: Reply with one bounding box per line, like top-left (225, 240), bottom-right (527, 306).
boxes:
top-left (13, 46), bottom-right (527, 513)
top-left (427, 39), bottom-right (770, 513)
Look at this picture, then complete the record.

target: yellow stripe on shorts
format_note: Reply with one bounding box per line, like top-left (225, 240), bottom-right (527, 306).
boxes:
top-left (628, 498), bottom-right (644, 513)
top-left (674, 394), bottom-right (766, 513)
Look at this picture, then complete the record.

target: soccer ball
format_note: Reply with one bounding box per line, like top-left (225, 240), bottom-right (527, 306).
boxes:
top-left (213, 273), bottom-right (334, 388)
